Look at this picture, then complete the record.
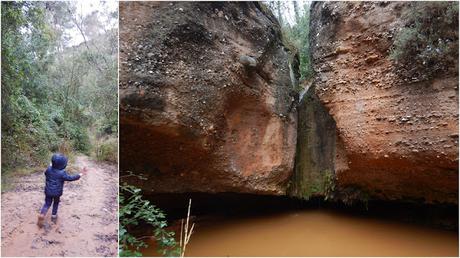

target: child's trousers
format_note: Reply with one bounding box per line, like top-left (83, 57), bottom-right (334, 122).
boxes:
top-left (40, 196), bottom-right (60, 216)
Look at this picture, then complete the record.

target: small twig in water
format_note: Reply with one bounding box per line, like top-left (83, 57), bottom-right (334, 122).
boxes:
top-left (180, 218), bottom-right (184, 252)
top-left (180, 199), bottom-right (194, 257)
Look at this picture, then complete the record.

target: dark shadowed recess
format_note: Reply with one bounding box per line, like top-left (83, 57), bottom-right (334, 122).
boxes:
top-left (143, 192), bottom-right (458, 231)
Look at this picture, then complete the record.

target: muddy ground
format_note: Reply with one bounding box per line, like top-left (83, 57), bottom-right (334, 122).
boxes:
top-left (1, 156), bottom-right (118, 257)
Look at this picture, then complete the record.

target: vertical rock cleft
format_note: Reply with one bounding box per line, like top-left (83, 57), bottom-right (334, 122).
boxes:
top-left (289, 85), bottom-right (337, 200)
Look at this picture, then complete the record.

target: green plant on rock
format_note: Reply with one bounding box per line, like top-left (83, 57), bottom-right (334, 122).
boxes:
top-left (338, 187), bottom-right (372, 208)
top-left (299, 184), bottom-right (314, 201)
top-left (119, 182), bottom-right (179, 257)
top-left (390, 1), bottom-right (459, 81)
top-left (323, 170), bottom-right (336, 201)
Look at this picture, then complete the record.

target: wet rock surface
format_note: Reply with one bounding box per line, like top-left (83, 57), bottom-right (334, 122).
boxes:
top-left (289, 86), bottom-right (337, 199)
top-left (309, 2), bottom-right (458, 204)
top-left (119, 2), bottom-right (297, 194)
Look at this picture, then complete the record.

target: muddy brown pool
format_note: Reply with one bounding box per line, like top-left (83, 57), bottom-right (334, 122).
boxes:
top-left (142, 209), bottom-right (458, 257)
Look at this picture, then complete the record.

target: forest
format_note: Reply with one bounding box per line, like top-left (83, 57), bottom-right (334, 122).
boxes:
top-left (1, 1), bottom-right (118, 180)
top-left (267, 0), bottom-right (312, 83)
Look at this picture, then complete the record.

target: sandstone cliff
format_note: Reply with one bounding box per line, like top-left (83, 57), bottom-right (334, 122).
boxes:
top-left (296, 2), bottom-right (458, 204)
top-left (119, 1), bottom-right (458, 205)
top-left (119, 2), bottom-right (298, 194)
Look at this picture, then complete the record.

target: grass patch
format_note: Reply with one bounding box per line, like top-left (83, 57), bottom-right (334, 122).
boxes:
top-left (93, 136), bottom-right (118, 163)
top-left (1, 167), bottom-right (43, 192)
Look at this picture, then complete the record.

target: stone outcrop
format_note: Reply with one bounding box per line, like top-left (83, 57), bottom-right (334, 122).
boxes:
top-left (119, 2), bottom-right (297, 194)
top-left (305, 2), bottom-right (458, 204)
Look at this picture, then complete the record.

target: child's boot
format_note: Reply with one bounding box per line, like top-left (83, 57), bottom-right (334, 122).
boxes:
top-left (37, 214), bottom-right (45, 228)
top-left (51, 215), bottom-right (58, 224)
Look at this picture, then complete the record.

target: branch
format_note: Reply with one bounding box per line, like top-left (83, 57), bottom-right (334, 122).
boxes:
top-left (66, 6), bottom-right (105, 73)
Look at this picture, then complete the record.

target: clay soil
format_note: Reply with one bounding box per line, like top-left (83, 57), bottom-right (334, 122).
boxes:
top-left (1, 156), bottom-right (118, 257)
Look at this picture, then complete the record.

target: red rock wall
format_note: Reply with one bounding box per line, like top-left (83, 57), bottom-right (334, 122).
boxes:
top-left (119, 2), bottom-right (297, 195)
top-left (310, 2), bottom-right (458, 204)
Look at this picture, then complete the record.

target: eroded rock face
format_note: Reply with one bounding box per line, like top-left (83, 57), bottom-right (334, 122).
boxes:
top-left (119, 2), bottom-right (297, 194)
top-left (309, 2), bottom-right (458, 204)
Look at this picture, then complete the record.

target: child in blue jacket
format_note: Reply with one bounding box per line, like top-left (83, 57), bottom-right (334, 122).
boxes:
top-left (37, 153), bottom-right (86, 227)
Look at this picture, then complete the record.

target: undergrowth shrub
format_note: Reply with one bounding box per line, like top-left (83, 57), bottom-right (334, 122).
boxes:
top-left (119, 182), bottom-right (179, 257)
top-left (390, 2), bottom-right (459, 82)
top-left (94, 136), bottom-right (118, 163)
top-left (69, 124), bottom-right (91, 154)
top-left (57, 140), bottom-right (73, 156)
top-left (97, 115), bottom-right (118, 136)
top-left (1, 94), bottom-right (56, 171)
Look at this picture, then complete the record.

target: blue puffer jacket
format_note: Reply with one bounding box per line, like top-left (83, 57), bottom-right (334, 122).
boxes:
top-left (44, 154), bottom-right (81, 197)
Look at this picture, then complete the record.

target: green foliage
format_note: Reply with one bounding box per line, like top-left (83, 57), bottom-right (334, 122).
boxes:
top-left (66, 123), bottom-right (91, 153)
top-left (1, 2), bottom-right (55, 170)
top-left (323, 170), bottom-right (336, 201)
top-left (119, 183), bottom-right (179, 257)
top-left (390, 2), bottom-right (459, 81)
top-left (338, 187), bottom-right (372, 208)
top-left (282, 5), bottom-right (312, 82)
top-left (95, 137), bottom-right (118, 163)
top-left (1, 2), bottom-right (117, 174)
top-left (294, 170), bottom-right (336, 201)
top-left (265, 1), bottom-right (313, 85)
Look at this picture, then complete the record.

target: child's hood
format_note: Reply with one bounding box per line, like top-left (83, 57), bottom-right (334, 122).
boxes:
top-left (51, 153), bottom-right (68, 170)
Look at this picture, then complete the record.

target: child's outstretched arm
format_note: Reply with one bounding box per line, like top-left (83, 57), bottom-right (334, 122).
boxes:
top-left (62, 171), bottom-right (81, 181)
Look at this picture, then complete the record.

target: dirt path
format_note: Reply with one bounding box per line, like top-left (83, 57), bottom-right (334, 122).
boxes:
top-left (1, 156), bottom-right (118, 257)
